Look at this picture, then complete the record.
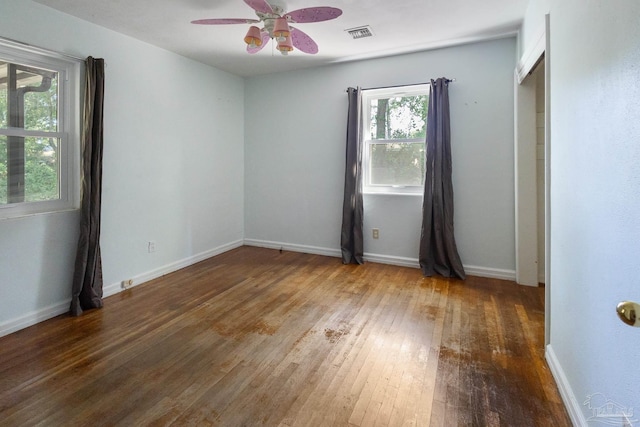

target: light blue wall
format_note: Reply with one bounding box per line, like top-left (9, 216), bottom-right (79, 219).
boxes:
top-left (524, 0), bottom-right (640, 422)
top-left (0, 0), bottom-right (245, 334)
top-left (550, 0), bottom-right (640, 420)
top-left (244, 38), bottom-right (517, 275)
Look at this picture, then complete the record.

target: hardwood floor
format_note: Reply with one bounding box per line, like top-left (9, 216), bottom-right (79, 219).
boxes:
top-left (0, 246), bottom-right (570, 426)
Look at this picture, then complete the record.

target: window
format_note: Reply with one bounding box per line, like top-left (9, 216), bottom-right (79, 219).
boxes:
top-left (0, 39), bottom-right (80, 219)
top-left (362, 84), bottom-right (429, 194)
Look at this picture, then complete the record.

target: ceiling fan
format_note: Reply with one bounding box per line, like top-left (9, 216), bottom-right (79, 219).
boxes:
top-left (191, 0), bottom-right (342, 55)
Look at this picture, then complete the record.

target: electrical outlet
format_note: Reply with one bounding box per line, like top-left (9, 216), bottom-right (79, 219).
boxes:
top-left (372, 228), bottom-right (379, 239)
top-left (148, 241), bottom-right (156, 253)
top-left (121, 279), bottom-right (133, 289)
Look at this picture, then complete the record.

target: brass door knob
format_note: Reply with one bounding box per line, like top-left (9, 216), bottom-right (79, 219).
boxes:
top-left (617, 301), bottom-right (640, 327)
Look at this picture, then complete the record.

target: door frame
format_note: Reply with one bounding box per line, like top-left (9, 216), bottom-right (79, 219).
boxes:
top-left (514, 14), bottom-right (551, 345)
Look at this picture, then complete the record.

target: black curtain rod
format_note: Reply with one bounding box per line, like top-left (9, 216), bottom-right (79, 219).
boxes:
top-left (348, 79), bottom-right (456, 92)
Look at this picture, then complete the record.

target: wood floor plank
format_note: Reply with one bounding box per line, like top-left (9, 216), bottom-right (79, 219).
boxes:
top-left (286, 267), bottom-right (389, 425)
top-left (0, 247), bottom-right (571, 426)
top-left (373, 273), bottom-right (425, 427)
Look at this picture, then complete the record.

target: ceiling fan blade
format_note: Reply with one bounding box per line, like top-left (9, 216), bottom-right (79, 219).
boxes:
top-left (247, 31), bottom-right (271, 54)
top-left (244, 0), bottom-right (273, 14)
top-left (191, 18), bottom-right (259, 25)
top-left (286, 7), bottom-right (342, 23)
top-left (290, 27), bottom-right (318, 54)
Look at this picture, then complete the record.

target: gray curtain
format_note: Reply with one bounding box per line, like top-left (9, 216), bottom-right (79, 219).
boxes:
top-left (70, 57), bottom-right (105, 316)
top-left (419, 78), bottom-right (466, 279)
top-left (340, 87), bottom-right (364, 264)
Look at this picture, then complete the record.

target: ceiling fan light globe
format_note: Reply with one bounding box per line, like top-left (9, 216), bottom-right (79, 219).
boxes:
top-left (245, 38), bottom-right (261, 48)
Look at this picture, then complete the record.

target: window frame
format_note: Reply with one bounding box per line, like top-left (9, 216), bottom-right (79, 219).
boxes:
top-left (0, 39), bottom-right (81, 219)
top-left (361, 84), bottom-right (430, 195)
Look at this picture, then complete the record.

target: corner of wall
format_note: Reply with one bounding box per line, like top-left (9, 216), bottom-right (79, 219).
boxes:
top-left (0, 239), bottom-right (244, 338)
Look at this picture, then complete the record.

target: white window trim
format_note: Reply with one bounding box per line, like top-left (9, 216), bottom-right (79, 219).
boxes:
top-left (0, 38), bottom-right (82, 220)
top-left (361, 84), bottom-right (429, 195)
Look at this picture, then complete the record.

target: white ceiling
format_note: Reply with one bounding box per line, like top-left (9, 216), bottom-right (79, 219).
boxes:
top-left (33, 0), bottom-right (529, 77)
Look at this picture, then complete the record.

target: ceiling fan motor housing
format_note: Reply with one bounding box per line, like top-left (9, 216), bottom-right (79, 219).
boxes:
top-left (256, 4), bottom-right (285, 38)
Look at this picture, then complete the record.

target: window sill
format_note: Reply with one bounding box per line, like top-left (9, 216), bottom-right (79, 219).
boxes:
top-left (363, 191), bottom-right (423, 197)
top-left (0, 206), bottom-right (79, 222)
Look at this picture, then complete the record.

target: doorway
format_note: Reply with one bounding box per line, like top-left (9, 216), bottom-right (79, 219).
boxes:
top-left (514, 56), bottom-right (545, 288)
top-left (515, 15), bottom-right (551, 346)
top-left (533, 60), bottom-right (546, 284)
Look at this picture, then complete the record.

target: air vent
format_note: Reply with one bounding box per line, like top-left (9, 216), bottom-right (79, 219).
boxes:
top-left (346, 26), bottom-right (374, 40)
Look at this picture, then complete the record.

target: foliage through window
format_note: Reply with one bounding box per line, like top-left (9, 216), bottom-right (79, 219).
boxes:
top-left (362, 84), bottom-right (429, 194)
top-left (0, 40), bottom-right (80, 218)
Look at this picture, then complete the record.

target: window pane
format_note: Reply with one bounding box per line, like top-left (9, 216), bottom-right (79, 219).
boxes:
top-left (0, 62), bottom-right (58, 132)
top-left (25, 136), bottom-right (59, 201)
top-left (0, 135), bottom-right (59, 204)
top-left (369, 142), bottom-right (425, 187)
top-left (368, 95), bottom-right (427, 140)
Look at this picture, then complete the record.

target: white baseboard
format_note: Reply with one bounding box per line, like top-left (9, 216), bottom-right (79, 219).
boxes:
top-left (243, 239), bottom-right (342, 258)
top-left (244, 239), bottom-right (417, 268)
top-left (0, 239), bottom-right (244, 338)
top-left (0, 300), bottom-right (70, 338)
top-left (244, 238), bottom-right (516, 280)
top-left (464, 265), bottom-right (516, 281)
top-left (546, 344), bottom-right (587, 426)
top-left (363, 252), bottom-right (420, 268)
top-left (103, 239), bottom-right (244, 297)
